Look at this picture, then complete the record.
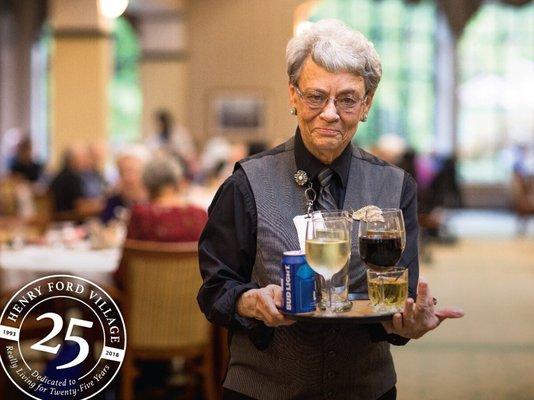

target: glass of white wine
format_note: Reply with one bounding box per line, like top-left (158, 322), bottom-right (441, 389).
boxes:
top-left (305, 211), bottom-right (352, 313)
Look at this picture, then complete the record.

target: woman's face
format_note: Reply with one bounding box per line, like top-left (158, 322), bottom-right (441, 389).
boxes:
top-left (289, 58), bottom-right (374, 164)
top-left (118, 156), bottom-right (142, 187)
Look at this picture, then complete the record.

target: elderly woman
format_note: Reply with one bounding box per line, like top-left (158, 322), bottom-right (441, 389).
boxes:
top-left (198, 19), bottom-right (463, 400)
top-left (100, 146), bottom-right (149, 224)
top-left (125, 156), bottom-right (207, 242)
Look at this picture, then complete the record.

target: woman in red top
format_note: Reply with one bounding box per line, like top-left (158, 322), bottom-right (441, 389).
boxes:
top-left (118, 156), bottom-right (207, 387)
top-left (126, 156), bottom-right (208, 241)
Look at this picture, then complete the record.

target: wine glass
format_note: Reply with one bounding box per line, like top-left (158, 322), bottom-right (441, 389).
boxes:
top-left (305, 211), bottom-right (352, 313)
top-left (358, 208), bottom-right (406, 312)
top-left (358, 208), bottom-right (405, 271)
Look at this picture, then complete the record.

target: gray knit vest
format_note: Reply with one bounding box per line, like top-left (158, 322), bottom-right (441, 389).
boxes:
top-left (225, 138), bottom-right (404, 400)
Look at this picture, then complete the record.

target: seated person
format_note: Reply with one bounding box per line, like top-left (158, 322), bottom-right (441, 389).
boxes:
top-left (126, 156), bottom-right (207, 242)
top-left (50, 145), bottom-right (103, 219)
top-left (511, 167), bottom-right (534, 235)
top-left (9, 136), bottom-right (43, 183)
top-left (101, 146), bottom-right (149, 224)
top-left (115, 157), bottom-right (207, 290)
top-left (81, 141), bottom-right (108, 199)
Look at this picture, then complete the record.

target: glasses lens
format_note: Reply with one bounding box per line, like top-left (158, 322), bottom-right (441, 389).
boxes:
top-left (303, 93), bottom-right (327, 109)
top-left (337, 97), bottom-right (359, 111)
top-left (298, 86), bottom-right (364, 112)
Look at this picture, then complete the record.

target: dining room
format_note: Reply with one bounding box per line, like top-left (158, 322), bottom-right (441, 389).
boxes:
top-left (1, 0), bottom-right (533, 399)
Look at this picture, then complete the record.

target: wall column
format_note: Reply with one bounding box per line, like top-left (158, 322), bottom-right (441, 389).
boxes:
top-left (434, 8), bottom-right (457, 156)
top-left (48, 0), bottom-right (113, 167)
top-left (139, 10), bottom-right (188, 139)
top-left (0, 0), bottom-right (45, 172)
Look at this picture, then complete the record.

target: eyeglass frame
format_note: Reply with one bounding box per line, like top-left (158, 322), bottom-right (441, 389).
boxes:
top-left (293, 84), bottom-right (368, 113)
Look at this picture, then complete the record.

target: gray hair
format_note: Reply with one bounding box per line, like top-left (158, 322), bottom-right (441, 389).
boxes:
top-left (115, 143), bottom-right (151, 165)
top-left (142, 156), bottom-right (183, 199)
top-left (286, 19), bottom-right (382, 94)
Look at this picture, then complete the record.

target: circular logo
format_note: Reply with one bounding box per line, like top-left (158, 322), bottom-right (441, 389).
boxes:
top-left (0, 275), bottom-right (126, 400)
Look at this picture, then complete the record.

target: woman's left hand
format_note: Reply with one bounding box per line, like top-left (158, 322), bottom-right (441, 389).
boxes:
top-left (381, 277), bottom-right (465, 339)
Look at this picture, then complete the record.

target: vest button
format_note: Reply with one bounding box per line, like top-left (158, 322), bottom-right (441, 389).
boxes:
top-left (326, 391), bottom-right (335, 398)
top-left (328, 350), bottom-right (336, 358)
top-left (327, 371), bottom-right (335, 379)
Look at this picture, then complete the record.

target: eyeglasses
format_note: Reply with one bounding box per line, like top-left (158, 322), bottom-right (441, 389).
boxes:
top-left (293, 85), bottom-right (366, 113)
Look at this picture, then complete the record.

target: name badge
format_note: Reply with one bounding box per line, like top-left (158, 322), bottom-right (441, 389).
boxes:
top-left (292, 214), bottom-right (309, 252)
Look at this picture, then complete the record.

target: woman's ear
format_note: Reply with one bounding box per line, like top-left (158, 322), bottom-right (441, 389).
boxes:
top-left (288, 84), bottom-right (298, 108)
top-left (364, 91), bottom-right (375, 115)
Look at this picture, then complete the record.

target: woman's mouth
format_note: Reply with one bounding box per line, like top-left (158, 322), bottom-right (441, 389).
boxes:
top-left (315, 128), bottom-right (340, 137)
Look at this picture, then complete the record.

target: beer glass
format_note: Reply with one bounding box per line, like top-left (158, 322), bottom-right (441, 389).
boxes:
top-left (367, 267), bottom-right (408, 312)
top-left (305, 211), bottom-right (352, 313)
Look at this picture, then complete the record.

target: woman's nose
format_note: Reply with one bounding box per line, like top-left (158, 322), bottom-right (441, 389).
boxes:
top-left (320, 99), bottom-right (340, 122)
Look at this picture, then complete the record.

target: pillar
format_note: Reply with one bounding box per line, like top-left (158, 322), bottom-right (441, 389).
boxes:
top-left (48, 0), bottom-right (113, 167)
top-left (139, 9), bottom-right (188, 139)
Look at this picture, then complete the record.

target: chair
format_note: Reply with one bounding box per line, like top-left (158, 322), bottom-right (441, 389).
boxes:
top-left (120, 239), bottom-right (217, 400)
top-left (32, 189), bottom-right (54, 233)
top-left (511, 173), bottom-right (534, 235)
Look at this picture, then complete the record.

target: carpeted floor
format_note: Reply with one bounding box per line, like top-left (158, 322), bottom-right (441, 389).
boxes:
top-left (393, 212), bottom-right (534, 400)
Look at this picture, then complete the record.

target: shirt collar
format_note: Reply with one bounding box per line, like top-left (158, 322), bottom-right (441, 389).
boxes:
top-left (294, 127), bottom-right (352, 188)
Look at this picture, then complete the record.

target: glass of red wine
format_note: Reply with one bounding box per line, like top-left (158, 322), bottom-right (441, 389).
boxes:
top-left (358, 208), bottom-right (405, 270)
top-left (358, 208), bottom-right (406, 312)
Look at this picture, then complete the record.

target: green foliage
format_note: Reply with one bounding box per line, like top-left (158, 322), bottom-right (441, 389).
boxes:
top-left (109, 17), bottom-right (142, 144)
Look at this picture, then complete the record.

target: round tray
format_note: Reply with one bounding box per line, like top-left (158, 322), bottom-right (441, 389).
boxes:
top-left (282, 300), bottom-right (395, 324)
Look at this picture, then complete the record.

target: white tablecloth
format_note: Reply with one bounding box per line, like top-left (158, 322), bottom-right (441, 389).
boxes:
top-left (1, 245), bottom-right (120, 272)
top-left (0, 244), bottom-right (121, 294)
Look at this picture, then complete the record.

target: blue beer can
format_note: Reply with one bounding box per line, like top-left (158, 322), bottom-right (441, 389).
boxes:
top-left (281, 250), bottom-right (316, 313)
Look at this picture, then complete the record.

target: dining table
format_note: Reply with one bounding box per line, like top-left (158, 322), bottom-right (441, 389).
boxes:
top-left (0, 241), bottom-right (122, 300)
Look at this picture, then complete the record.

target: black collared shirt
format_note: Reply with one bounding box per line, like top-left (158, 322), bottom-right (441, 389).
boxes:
top-left (294, 130), bottom-right (352, 209)
top-left (197, 129), bottom-right (418, 346)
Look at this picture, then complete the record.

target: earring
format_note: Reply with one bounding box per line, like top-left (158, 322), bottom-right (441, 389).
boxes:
top-left (290, 106), bottom-right (297, 116)
top-left (361, 114), bottom-right (368, 122)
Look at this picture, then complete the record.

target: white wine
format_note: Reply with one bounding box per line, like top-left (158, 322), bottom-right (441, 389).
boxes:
top-left (368, 275), bottom-right (408, 312)
top-left (305, 239), bottom-right (350, 279)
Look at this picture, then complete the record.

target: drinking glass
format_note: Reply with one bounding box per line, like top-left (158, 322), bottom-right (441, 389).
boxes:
top-left (358, 208), bottom-right (405, 271)
top-left (358, 208), bottom-right (406, 312)
top-left (305, 211), bottom-right (352, 313)
top-left (367, 267), bottom-right (408, 313)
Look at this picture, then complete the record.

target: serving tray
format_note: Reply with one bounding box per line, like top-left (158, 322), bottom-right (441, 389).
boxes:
top-left (282, 300), bottom-right (395, 324)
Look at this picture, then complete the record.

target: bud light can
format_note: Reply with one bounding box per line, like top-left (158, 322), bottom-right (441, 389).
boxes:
top-left (281, 250), bottom-right (316, 313)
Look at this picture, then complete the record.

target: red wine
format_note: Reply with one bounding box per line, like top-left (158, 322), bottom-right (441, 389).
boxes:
top-left (359, 234), bottom-right (402, 269)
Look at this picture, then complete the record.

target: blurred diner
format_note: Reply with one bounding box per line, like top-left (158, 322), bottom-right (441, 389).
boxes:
top-left (147, 109), bottom-right (199, 182)
top-left (50, 144), bottom-right (105, 221)
top-left (8, 136), bottom-right (44, 183)
top-left (126, 156), bottom-right (207, 242)
top-left (100, 145), bottom-right (150, 224)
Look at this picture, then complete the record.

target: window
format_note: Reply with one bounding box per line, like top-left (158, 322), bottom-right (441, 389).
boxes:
top-left (458, 2), bottom-right (534, 183)
top-left (31, 24), bottom-right (51, 162)
top-left (305, 0), bottom-right (437, 153)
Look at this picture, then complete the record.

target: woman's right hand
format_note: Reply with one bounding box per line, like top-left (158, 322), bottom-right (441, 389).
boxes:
top-left (236, 284), bottom-right (295, 327)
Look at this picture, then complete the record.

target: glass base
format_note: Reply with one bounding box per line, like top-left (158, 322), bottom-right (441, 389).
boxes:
top-left (318, 298), bottom-right (353, 313)
top-left (370, 303), bottom-right (404, 314)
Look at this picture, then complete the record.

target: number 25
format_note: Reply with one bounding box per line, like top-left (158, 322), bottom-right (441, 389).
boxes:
top-left (30, 312), bottom-right (93, 370)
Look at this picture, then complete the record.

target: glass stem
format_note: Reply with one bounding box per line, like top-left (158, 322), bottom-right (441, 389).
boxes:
top-left (379, 273), bottom-right (385, 312)
top-left (325, 278), bottom-right (332, 310)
